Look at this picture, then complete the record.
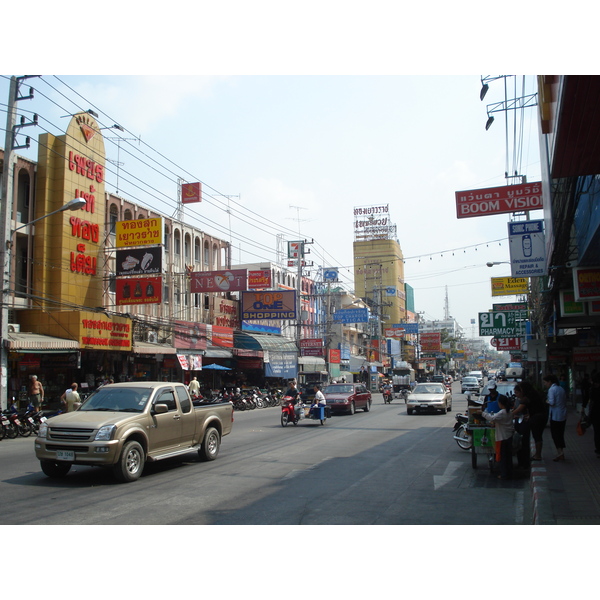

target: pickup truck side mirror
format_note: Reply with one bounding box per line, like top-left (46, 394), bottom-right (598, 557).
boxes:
top-left (152, 403), bottom-right (169, 414)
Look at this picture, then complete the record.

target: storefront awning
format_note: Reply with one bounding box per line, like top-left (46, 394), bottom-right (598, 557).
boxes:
top-left (298, 356), bottom-right (326, 365)
top-left (204, 347), bottom-right (233, 358)
top-left (6, 332), bottom-right (79, 352)
top-left (132, 342), bottom-right (177, 354)
top-left (234, 331), bottom-right (298, 353)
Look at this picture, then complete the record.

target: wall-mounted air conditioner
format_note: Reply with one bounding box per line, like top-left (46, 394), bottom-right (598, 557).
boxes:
top-left (8, 324), bottom-right (20, 333)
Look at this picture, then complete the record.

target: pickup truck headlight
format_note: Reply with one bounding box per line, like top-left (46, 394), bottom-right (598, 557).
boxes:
top-left (38, 423), bottom-right (48, 438)
top-left (95, 425), bottom-right (116, 441)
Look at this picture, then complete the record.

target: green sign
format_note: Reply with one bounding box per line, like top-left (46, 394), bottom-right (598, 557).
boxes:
top-left (479, 311), bottom-right (526, 337)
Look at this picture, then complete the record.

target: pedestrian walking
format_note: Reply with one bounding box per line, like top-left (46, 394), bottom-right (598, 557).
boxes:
top-left (61, 383), bottom-right (81, 412)
top-left (543, 374), bottom-right (568, 462)
top-left (483, 394), bottom-right (515, 480)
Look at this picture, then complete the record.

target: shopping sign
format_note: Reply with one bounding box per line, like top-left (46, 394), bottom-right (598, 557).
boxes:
top-left (490, 337), bottom-right (522, 351)
top-left (455, 181), bottom-right (542, 219)
top-left (479, 311), bottom-right (526, 337)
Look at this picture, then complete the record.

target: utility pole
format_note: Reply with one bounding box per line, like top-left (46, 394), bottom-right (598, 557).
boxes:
top-left (0, 75), bottom-right (37, 410)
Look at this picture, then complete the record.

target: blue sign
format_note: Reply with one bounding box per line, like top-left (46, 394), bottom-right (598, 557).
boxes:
top-left (333, 308), bottom-right (369, 323)
top-left (392, 322), bottom-right (419, 334)
top-left (323, 268), bottom-right (339, 281)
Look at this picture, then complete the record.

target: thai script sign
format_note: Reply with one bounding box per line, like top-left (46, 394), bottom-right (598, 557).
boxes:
top-left (115, 218), bottom-right (162, 248)
top-left (420, 332), bottom-right (441, 352)
top-left (455, 182), bottom-right (543, 219)
top-left (241, 291), bottom-right (297, 320)
top-left (116, 246), bottom-right (162, 277)
top-left (80, 316), bottom-right (131, 350)
top-left (491, 277), bottom-right (529, 297)
top-left (508, 219), bottom-right (546, 277)
top-left (491, 337), bottom-right (522, 350)
top-left (573, 266), bottom-right (600, 302)
top-left (248, 269), bottom-right (271, 289)
top-left (115, 276), bottom-right (162, 306)
top-left (392, 322), bottom-right (419, 334)
top-left (479, 311), bottom-right (525, 337)
top-left (353, 204), bottom-right (397, 241)
top-left (190, 269), bottom-right (247, 293)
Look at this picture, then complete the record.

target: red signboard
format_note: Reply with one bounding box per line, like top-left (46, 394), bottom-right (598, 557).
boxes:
top-left (115, 277), bottom-right (162, 305)
top-left (573, 266), bottom-right (600, 302)
top-left (190, 269), bottom-right (247, 293)
top-left (490, 337), bottom-right (522, 350)
top-left (420, 332), bottom-right (441, 352)
top-left (328, 349), bottom-right (341, 364)
top-left (181, 182), bottom-right (202, 204)
top-left (455, 181), bottom-right (542, 219)
top-left (248, 269), bottom-right (271, 290)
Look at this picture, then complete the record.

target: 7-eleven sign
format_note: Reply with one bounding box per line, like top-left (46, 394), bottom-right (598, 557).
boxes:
top-left (288, 241), bottom-right (304, 259)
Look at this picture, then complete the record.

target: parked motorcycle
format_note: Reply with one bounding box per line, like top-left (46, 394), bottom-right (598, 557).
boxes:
top-left (452, 413), bottom-right (471, 450)
top-left (0, 411), bottom-right (19, 439)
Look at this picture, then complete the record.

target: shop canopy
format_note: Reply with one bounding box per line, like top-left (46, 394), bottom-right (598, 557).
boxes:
top-left (234, 331), bottom-right (298, 353)
top-left (6, 332), bottom-right (79, 353)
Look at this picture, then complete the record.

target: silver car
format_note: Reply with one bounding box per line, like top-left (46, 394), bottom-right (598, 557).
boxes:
top-left (461, 376), bottom-right (480, 394)
top-left (407, 383), bottom-right (452, 415)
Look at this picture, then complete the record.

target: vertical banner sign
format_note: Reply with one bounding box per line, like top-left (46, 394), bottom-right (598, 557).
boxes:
top-left (508, 220), bottom-right (546, 277)
top-left (181, 182), bottom-right (202, 204)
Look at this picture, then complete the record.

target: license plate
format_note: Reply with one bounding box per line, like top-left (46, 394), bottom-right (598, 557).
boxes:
top-left (56, 450), bottom-right (74, 461)
top-left (420, 404), bottom-right (430, 409)
top-left (40, 416), bottom-right (47, 423)
top-left (28, 417), bottom-right (35, 424)
top-left (14, 419), bottom-right (21, 426)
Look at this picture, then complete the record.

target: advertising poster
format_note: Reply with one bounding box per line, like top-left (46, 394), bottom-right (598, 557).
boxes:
top-left (420, 332), bottom-right (442, 352)
top-left (116, 246), bottom-right (162, 277)
top-left (115, 277), bottom-right (162, 305)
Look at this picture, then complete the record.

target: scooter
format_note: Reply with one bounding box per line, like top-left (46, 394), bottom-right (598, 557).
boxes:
top-left (453, 413), bottom-right (472, 450)
top-left (383, 388), bottom-right (393, 404)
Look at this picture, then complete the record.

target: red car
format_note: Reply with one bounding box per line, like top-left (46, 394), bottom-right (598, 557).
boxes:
top-left (323, 383), bottom-right (372, 415)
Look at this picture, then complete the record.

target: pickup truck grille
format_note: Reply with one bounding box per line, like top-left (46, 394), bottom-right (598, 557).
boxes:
top-left (48, 426), bottom-right (95, 442)
top-left (46, 444), bottom-right (89, 453)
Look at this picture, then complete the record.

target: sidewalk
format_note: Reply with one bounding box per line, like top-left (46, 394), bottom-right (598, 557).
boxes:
top-left (529, 406), bottom-right (600, 525)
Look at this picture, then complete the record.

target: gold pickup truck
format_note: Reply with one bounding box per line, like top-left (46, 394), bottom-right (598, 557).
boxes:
top-left (35, 381), bottom-right (233, 482)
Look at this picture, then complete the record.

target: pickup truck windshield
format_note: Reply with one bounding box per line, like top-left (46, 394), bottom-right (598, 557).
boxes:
top-left (80, 387), bottom-right (151, 413)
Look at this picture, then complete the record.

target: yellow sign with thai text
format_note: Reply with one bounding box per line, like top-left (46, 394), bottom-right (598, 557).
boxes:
top-left (491, 277), bottom-right (529, 297)
top-left (116, 217), bottom-right (163, 248)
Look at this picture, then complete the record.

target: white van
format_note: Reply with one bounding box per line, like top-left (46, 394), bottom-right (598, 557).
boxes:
top-left (468, 371), bottom-right (484, 386)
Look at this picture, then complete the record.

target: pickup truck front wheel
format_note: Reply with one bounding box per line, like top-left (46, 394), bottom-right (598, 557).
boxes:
top-left (199, 427), bottom-right (220, 461)
top-left (113, 440), bottom-right (145, 482)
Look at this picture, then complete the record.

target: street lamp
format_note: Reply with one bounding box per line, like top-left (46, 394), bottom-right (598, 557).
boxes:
top-left (10, 197), bottom-right (87, 238)
top-left (486, 261), bottom-right (510, 267)
top-left (0, 197), bottom-right (87, 409)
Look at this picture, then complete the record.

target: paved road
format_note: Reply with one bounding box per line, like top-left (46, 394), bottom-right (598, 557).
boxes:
top-left (0, 385), bottom-right (531, 525)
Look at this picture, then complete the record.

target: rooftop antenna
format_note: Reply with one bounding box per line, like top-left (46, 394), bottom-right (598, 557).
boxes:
top-left (288, 204), bottom-right (313, 235)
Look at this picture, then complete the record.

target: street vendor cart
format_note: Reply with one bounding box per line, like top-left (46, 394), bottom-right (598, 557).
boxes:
top-left (467, 406), bottom-right (496, 470)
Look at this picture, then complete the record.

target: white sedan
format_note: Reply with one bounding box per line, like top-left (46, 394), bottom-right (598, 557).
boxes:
top-left (407, 383), bottom-right (452, 415)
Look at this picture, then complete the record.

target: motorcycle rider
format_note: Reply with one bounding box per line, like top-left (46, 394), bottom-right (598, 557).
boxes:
top-left (285, 379), bottom-right (303, 421)
top-left (310, 384), bottom-right (331, 419)
top-left (382, 381), bottom-right (393, 402)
